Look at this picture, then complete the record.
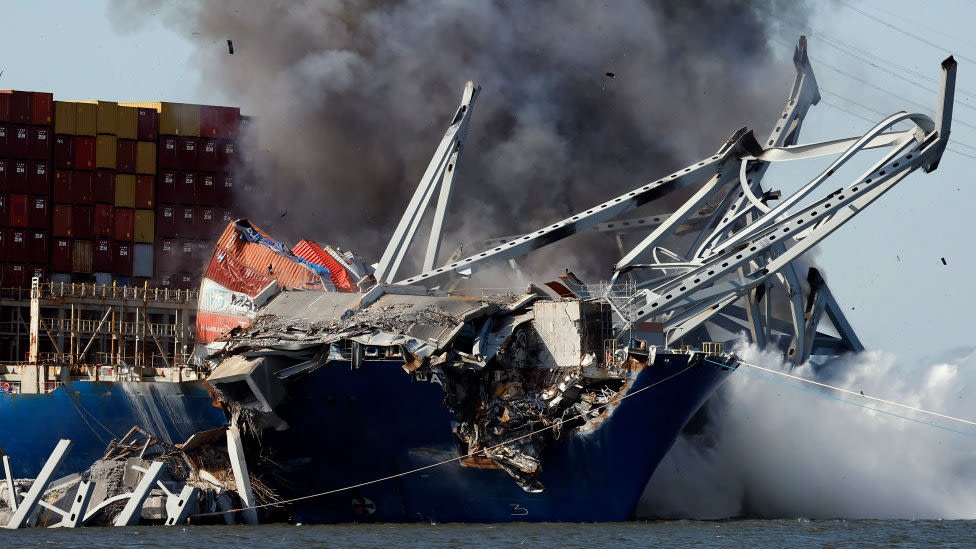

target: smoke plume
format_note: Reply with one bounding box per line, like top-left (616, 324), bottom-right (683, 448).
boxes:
top-left (109, 0), bottom-right (811, 280)
top-left (640, 342), bottom-right (976, 519)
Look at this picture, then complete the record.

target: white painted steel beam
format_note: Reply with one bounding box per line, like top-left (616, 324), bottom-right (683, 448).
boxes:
top-left (3, 439), bottom-right (72, 529)
top-left (113, 461), bottom-right (165, 527)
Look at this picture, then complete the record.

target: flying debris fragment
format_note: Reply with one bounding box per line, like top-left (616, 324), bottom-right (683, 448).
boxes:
top-left (227, 39), bottom-right (234, 54)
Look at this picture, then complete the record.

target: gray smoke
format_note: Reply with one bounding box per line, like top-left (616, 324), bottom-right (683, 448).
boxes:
top-left (108, 0), bottom-right (811, 280)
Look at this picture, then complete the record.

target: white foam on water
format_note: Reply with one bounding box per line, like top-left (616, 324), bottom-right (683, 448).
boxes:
top-left (639, 341), bottom-right (976, 519)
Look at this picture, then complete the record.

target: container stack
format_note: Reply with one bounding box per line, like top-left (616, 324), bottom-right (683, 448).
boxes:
top-left (0, 90), bottom-right (244, 289)
top-left (0, 90), bottom-right (53, 288)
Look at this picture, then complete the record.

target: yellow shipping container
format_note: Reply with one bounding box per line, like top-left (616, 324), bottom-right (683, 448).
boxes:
top-left (74, 102), bottom-right (97, 136)
top-left (135, 141), bottom-right (157, 175)
top-left (117, 106), bottom-right (138, 139)
top-left (159, 102), bottom-right (200, 137)
top-left (95, 101), bottom-right (118, 135)
top-left (115, 174), bottom-right (136, 208)
top-left (134, 210), bottom-right (155, 243)
top-left (95, 135), bottom-right (117, 169)
top-left (54, 101), bottom-right (76, 134)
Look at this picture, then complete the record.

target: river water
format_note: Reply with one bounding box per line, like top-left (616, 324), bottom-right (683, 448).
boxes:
top-left (4, 520), bottom-right (974, 548)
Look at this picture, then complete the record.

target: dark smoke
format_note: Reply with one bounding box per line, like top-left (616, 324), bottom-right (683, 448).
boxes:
top-left (109, 0), bottom-right (811, 281)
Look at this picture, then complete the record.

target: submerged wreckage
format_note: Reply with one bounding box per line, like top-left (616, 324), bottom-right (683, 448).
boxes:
top-left (0, 38), bottom-right (957, 525)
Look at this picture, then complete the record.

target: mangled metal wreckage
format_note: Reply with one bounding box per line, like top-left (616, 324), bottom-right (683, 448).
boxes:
top-left (196, 38), bottom-right (955, 523)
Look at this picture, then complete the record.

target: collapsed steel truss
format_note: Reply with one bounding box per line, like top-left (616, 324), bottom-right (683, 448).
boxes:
top-left (377, 37), bottom-right (955, 364)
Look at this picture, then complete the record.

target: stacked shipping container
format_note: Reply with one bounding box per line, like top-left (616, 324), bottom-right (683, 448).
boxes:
top-left (0, 91), bottom-right (242, 288)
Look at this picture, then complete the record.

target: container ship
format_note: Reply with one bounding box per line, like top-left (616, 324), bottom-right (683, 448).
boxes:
top-left (0, 38), bottom-right (956, 523)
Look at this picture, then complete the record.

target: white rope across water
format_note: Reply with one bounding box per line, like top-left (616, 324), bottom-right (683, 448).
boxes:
top-left (734, 358), bottom-right (976, 428)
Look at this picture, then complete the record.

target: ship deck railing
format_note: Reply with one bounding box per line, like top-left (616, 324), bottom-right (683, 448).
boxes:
top-left (0, 282), bottom-right (199, 304)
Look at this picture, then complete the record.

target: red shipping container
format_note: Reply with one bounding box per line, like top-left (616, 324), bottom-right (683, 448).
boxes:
top-left (93, 238), bottom-right (113, 272)
top-left (72, 240), bottom-right (93, 274)
top-left (3, 264), bottom-right (27, 288)
top-left (29, 265), bottom-right (47, 284)
top-left (198, 139), bottom-right (220, 172)
top-left (114, 207), bottom-right (134, 241)
top-left (114, 241), bottom-right (134, 276)
top-left (52, 205), bottom-right (72, 237)
top-left (157, 205), bottom-right (177, 238)
top-left (9, 127), bottom-right (28, 159)
top-left (116, 139), bottom-right (136, 173)
top-left (158, 136), bottom-right (178, 169)
top-left (94, 204), bottom-right (114, 237)
top-left (9, 161), bottom-right (28, 193)
top-left (216, 173), bottom-right (235, 204)
top-left (200, 106), bottom-right (241, 139)
top-left (177, 137), bottom-right (198, 169)
top-left (178, 206), bottom-right (195, 237)
top-left (31, 92), bottom-right (53, 126)
top-left (72, 171), bottom-right (94, 204)
top-left (53, 135), bottom-right (73, 170)
top-left (3, 91), bottom-right (31, 124)
top-left (28, 195), bottom-right (48, 229)
top-left (198, 173), bottom-right (217, 205)
top-left (135, 175), bottom-right (154, 209)
top-left (28, 161), bottom-right (49, 194)
top-left (0, 125), bottom-right (7, 157)
top-left (72, 205), bottom-right (93, 239)
top-left (4, 229), bottom-right (27, 262)
top-left (74, 136), bottom-right (96, 170)
top-left (28, 230), bottom-right (48, 264)
top-left (0, 160), bottom-right (7, 192)
top-left (219, 140), bottom-right (237, 171)
top-left (92, 171), bottom-right (113, 204)
top-left (51, 238), bottom-right (72, 272)
top-left (53, 171), bottom-right (72, 202)
top-left (8, 194), bottom-right (28, 227)
top-left (158, 171), bottom-right (177, 203)
top-left (0, 195), bottom-right (6, 222)
top-left (0, 94), bottom-right (8, 122)
top-left (137, 107), bottom-right (157, 141)
top-left (28, 127), bottom-right (50, 160)
top-left (179, 172), bottom-right (197, 204)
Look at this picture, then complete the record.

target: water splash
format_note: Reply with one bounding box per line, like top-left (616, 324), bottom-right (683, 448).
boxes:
top-left (639, 342), bottom-right (976, 519)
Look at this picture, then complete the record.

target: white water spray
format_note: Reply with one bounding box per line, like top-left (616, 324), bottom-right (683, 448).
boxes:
top-left (639, 341), bottom-right (976, 519)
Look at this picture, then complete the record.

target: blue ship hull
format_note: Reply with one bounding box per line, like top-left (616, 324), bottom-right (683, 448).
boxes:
top-left (0, 381), bottom-right (228, 478)
top-left (256, 352), bottom-right (733, 523)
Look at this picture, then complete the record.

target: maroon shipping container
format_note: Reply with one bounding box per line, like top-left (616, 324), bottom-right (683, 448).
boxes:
top-left (177, 137), bottom-right (198, 170)
top-left (0, 94), bottom-right (8, 122)
top-left (0, 195), bottom-right (6, 223)
top-left (197, 173), bottom-right (217, 205)
top-left (31, 92), bottom-right (53, 126)
top-left (10, 126), bottom-right (28, 158)
top-left (72, 240), bottom-right (93, 274)
top-left (216, 173), bottom-right (235, 204)
top-left (51, 238), bottom-right (71, 272)
top-left (93, 238), bottom-right (113, 272)
top-left (8, 194), bottom-right (28, 227)
top-left (114, 207), bottom-right (134, 241)
top-left (74, 136), bottom-right (96, 170)
top-left (0, 125), bottom-right (7, 157)
top-left (3, 264), bottom-right (27, 288)
top-left (0, 160), bottom-right (7, 192)
top-left (2, 91), bottom-right (31, 124)
top-left (179, 240), bottom-right (196, 269)
top-left (72, 171), bottom-right (94, 204)
top-left (28, 195), bottom-right (48, 229)
top-left (94, 204), bottom-right (113, 237)
top-left (113, 241), bottom-right (133, 276)
top-left (198, 139), bottom-right (220, 172)
top-left (156, 205), bottom-right (177, 238)
top-left (137, 107), bottom-right (157, 141)
top-left (28, 161), bottom-right (49, 194)
top-left (29, 265), bottom-right (47, 284)
top-left (179, 172), bottom-right (197, 204)
top-left (52, 204), bottom-right (72, 237)
top-left (4, 229), bottom-right (27, 262)
top-left (156, 238), bottom-right (178, 271)
top-left (198, 206), bottom-right (217, 237)
top-left (28, 127), bottom-right (50, 160)
top-left (178, 206), bottom-right (195, 237)
top-left (53, 170), bottom-right (72, 202)
top-left (158, 136), bottom-right (177, 169)
top-left (92, 171), bottom-right (113, 204)
top-left (28, 230), bottom-right (48, 264)
top-left (200, 106), bottom-right (240, 139)
top-left (9, 161), bottom-right (28, 193)
top-left (72, 205), bottom-right (93, 239)
top-left (219, 140), bottom-right (236, 171)
top-left (158, 171), bottom-right (177, 203)
top-left (135, 175), bottom-right (154, 209)
top-left (53, 135), bottom-right (73, 170)
top-left (116, 139), bottom-right (136, 173)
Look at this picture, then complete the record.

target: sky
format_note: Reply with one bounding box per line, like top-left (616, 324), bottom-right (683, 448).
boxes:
top-left (1, 0), bottom-right (973, 363)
